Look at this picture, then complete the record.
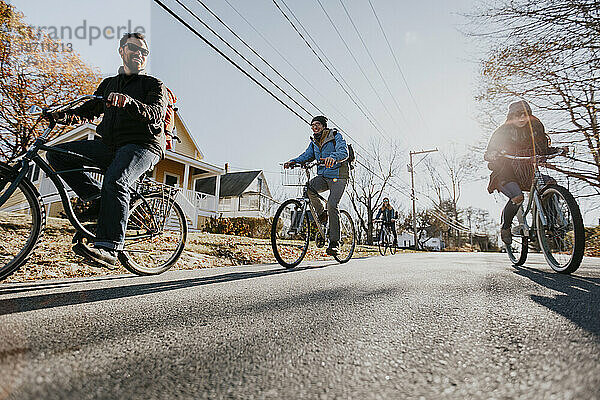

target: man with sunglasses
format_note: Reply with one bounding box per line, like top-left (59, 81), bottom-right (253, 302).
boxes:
top-left (47, 32), bottom-right (168, 269)
top-left (284, 116), bottom-right (349, 257)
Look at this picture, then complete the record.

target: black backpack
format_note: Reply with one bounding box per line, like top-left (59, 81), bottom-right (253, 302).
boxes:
top-left (331, 129), bottom-right (355, 170)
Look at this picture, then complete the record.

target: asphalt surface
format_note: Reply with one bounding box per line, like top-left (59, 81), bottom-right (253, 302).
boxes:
top-left (0, 252), bottom-right (598, 399)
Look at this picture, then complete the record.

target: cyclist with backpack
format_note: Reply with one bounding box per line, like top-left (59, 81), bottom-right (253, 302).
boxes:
top-left (46, 32), bottom-right (169, 269)
top-left (376, 197), bottom-right (398, 247)
top-left (284, 116), bottom-right (349, 256)
top-left (484, 100), bottom-right (562, 245)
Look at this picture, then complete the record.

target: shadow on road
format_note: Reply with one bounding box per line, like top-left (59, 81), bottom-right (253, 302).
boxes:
top-left (0, 262), bottom-right (337, 316)
top-left (512, 266), bottom-right (600, 339)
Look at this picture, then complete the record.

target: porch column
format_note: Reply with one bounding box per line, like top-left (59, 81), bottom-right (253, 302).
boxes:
top-left (214, 174), bottom-right (221, 214)
top-left (183, 164), bottom-right (190, 190)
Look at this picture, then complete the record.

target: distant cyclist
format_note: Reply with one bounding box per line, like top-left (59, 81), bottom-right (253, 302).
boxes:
top-left (47, 32), bottom-right (168, 269)
top-left (484, 100), bottom-right (561, 245)
top-left (376, 197), bottom-right (398, 247)
top-left (284, 116), bottom-right (349, 256)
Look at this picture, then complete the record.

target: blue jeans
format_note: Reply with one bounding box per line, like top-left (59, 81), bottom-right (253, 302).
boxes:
top-left (47, 140), bottom-right (159, 250)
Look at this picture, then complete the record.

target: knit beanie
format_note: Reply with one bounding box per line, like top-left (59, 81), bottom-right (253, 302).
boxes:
top-left (311, 115), bottom-right (328, 127)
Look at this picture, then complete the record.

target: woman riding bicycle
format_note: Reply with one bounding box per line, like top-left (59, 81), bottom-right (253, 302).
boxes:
top-left (283, 116), bottom-right (349, 257)
top-left (484, 100), bottom-right (561, 245)
top-left (376, 197), bottom-right (398, 247)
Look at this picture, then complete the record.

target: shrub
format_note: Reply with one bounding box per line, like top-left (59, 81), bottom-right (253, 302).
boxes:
top-left (203, 217), bottom-right (272, 239)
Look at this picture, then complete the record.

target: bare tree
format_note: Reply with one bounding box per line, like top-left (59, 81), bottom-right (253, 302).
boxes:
top-left (424, 146), bottom-right (478, 245)
top-left (348, 139), bottom-right (402, 245)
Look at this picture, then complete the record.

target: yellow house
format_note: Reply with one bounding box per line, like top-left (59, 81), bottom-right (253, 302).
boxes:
top-left (26, 112), bottom-right (225, 229)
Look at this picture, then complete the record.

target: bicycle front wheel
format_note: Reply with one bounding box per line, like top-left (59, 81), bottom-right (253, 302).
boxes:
top-left (536, 185), bottom-right (584, 274)
top-left (0, 164), bottom-right (45, 280)
top-left (271, 199), bottom-right (310, 268)
top-left (506, 218), bottom-right (528, 266)
top-left (334, 210), bottom-right (356, 264)
top-left (118, 192), bottom-right (187, 275)
top-left (377, 229), bottom-right (386, 256)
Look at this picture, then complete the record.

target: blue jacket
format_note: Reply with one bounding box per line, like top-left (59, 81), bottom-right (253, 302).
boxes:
top-left (291, 129), bottom-right (349, 179)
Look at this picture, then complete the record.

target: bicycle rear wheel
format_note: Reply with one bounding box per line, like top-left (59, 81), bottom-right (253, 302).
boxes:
top-left (334, 210), bottom-right (355, 263)
top-left (271, 199), bottom-right (310, 268)
top-left (118, 192), bottom-right (187, 275)
top-left (389, 231), bottom-right (396, 255)
top-left (506, 217), bottom-right (528, 266)
top-left (0, 164), bottom-right (45, 280)
top-left (536, 185), bottom-right (584, 274)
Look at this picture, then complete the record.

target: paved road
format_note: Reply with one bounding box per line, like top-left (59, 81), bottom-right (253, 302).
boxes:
top-left (0, 253), bottom-right (599, 399)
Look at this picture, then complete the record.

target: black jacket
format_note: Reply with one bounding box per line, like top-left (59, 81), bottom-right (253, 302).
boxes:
top-left (72, 68), bottom-right (168, 157)
top-left (376, 207), bottom-right (397, 223)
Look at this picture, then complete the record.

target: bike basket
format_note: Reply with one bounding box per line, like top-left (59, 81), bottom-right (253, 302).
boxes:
top-left (281, 167), bottom-right (306, 187)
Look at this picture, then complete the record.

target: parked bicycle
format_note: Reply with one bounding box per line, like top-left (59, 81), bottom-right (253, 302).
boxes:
top-left (0, 95), bottom-right (187, 280)
top-left (374, 219), bottom-right (396, 256)
top-left (502, 149), bottom-right (585, 274)
top-left (271, 161), bottom-right (356, 268)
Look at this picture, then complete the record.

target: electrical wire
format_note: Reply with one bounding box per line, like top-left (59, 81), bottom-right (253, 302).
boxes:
top-left (367, 0), bottom-right (430, 134)
top-left (315, 0), bottom-right (401, 142)
top-left (153, 0), bottom-right (311, 124)
top-left (272, 0), bottom-right (391, 140)
top-left (173, 0), bottom-right (314, 119)
top-left (337, 0), bottom-right (409, 128)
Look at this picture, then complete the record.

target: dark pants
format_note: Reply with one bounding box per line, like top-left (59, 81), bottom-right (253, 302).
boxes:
top-left (382, 222), bottom-right (397, 244)
top-left (307, 176), bottom-right (346, 243)
top-left (46, 140), bottom-right (159, 250)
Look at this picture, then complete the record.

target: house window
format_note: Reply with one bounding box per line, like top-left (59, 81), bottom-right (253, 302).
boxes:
top-left (257, 177), bottom-right (263, 194)
top-left (168, 127), bottom-right (177, 151)
top-left (164, 172), bottom-right (180, 187)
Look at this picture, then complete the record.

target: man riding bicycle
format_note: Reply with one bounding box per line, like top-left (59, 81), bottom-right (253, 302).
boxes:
top-left (376, 197), bottom-right (398, 247)
top-left (284, 116), bottom-right (349, 257)
top-left (47, 32), bottom-right (168, 269)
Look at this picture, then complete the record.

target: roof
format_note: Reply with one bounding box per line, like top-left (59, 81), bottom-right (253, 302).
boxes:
top-left (195, 170), bottom-right (261, 197)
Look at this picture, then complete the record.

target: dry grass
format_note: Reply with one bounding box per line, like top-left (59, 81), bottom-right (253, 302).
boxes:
top-left (2, 217), bottom-right (383, 283)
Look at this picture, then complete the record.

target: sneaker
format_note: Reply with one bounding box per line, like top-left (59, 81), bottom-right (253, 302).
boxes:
top-left (318, 211), bottom-right (328, 224)
top-left (73, 242), bottom-right (118, 270)
top-left (326, 241), bottom-right (339, 257)
top-left (500, 228), bottom-right (512, 245)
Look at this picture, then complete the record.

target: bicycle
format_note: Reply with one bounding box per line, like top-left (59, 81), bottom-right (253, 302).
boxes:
top-left (0, 95), bottom-right (188, 280)
top-left (501, 149), bottom-right (585, 274)
top-left (374, 219), bottom-right (396, 256)
top-left (271, 161), bottom-right (356, 268)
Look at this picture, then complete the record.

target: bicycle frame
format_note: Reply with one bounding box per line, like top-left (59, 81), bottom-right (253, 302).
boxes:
top-left (511, 158), bottom-right (561, 240)
top-left (289, 164), bottom-right (328, 241)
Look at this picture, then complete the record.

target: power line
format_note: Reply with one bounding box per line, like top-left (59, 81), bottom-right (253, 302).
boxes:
top-left (367, 0), bottom-right (430, 134)
top-left (337, 0), bottom-right (409, 129)
top-left (193, 0), bottom-right (324, 117)
top-left (315, 0), bottom-right (401, 143)
top-left (153, 0), bottom-right (311, 124)
top-left (272, 0), bottom-right (391, 140)
top-left (221, 0), bottom-right (355, 127)
top-left (173, 0), bottom-right (314, 119)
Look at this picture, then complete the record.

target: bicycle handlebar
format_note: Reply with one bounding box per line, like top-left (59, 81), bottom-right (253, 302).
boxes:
top-left (28, 95), bottom-right (103, 117)
top-left (284, 159), bottom-right (340, 169)
top-left (499, 148), bottom-right (566, 161)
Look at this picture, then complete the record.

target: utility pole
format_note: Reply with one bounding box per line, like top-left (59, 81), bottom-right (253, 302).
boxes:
top-left (408, 148), bottom-right (438, 250)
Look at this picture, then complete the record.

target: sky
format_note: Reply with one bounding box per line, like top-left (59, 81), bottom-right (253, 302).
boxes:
top-left (12, 0), bottom-right (596, 226)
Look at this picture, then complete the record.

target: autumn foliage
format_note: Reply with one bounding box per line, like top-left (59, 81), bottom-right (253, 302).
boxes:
top-left (0, 1), bottom-right (101, 161)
